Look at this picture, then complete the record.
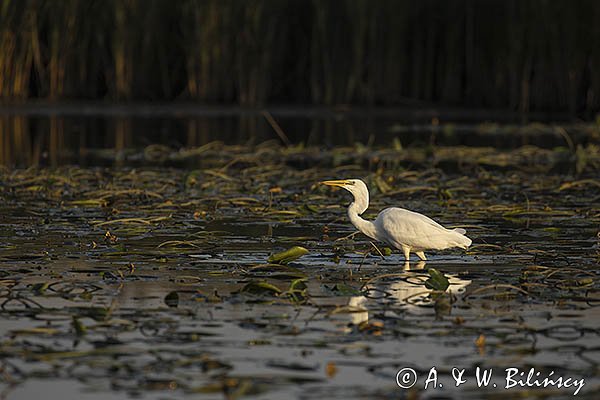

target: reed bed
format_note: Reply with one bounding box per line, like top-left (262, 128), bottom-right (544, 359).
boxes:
top-left (0, 0), bottom-right (599, 112)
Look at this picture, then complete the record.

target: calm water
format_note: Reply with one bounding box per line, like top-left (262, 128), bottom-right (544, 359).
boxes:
top-left (0, 104), bottom-right (595, 167)
top-left (0, 108), bottom-right (599, 399)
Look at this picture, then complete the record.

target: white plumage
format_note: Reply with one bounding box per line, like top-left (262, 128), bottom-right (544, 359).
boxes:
top-left (322, 179), bottom-right (472, 261)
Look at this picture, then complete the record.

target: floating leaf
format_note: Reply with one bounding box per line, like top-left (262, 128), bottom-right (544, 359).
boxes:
top-left (240, 281), bottom-right (282, 296)
top-left (542, 227), bottom-right (561, 233)
top-left (165, 291), bottom-right (179, 307)
top-left (84, 307), bottom-right (109, 321)
top-left (31, 282), bottom-right (50, 294)
top-left (11, 327), bottom-right (60, 336)
top-left (425, 268), bottom-right (450, 291)
top-left (191, 383), bottom-right (224, 394)
top-left (327, 283), bottom-right (362, 296)
top-left (300, 204), bottom-right (320, 213)
top-left (289, 278), bottom-right (307, 292)
top-left (267, 246), bottom-right (309, 265)
top-left (287, 278), bottom-right (309, 304)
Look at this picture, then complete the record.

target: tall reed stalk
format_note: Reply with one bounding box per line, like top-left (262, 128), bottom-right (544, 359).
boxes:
top-left (0, 0), bottom-right (598, 113)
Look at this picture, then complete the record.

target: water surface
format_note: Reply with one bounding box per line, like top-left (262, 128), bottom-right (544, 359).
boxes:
top-left (0, 114), bottom-right (599, 399)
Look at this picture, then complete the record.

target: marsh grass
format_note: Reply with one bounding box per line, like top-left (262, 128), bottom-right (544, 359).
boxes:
top-left (1, 0), bottom-right (599, 112)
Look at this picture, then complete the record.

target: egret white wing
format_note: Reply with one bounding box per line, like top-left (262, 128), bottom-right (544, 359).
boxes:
top-left (376, 207), bottom-right (463, 250)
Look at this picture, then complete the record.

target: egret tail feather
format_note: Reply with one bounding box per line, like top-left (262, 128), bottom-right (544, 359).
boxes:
top-left (459, 235), bottom-right (472, 249)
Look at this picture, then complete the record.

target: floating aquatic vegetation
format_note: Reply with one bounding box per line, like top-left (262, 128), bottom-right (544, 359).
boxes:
top-left (267, 246), bottom-right (309, 265)
top-left (240, 281), bottom-right (283, 296)
top-left (0, 140), bottom-right (599, 399)
top-left (424, 268), bottom-right (450, 292)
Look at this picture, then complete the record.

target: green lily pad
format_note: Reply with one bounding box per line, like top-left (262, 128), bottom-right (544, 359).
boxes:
top-left (267, 246), bottom-right (309, 265)
top-left (425, 268), bottom-right (450, 291)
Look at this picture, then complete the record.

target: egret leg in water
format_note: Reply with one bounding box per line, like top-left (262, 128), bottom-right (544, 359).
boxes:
top-left (321, 179), bottom-right (472, 261)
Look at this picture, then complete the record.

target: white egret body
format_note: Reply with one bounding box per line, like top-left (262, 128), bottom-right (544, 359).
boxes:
top-left (322, 179), bottom-right (472, 260)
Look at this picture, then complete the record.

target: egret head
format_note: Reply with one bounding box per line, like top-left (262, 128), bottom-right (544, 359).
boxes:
top-left (321, 179), bottom-right (369, 213)
top-left (321, 179), bottom-right (367, 195)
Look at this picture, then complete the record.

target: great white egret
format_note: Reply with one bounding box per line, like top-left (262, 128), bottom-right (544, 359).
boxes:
top-left (321, 179), bottom-right (472, 260)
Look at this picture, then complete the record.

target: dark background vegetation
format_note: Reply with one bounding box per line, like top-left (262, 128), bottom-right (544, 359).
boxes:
top-left (1, 0), bottom-right (599, 114)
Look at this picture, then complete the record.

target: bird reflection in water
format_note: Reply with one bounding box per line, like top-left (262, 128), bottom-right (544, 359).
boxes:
top-left (342, 261), bottom-right (471, 327)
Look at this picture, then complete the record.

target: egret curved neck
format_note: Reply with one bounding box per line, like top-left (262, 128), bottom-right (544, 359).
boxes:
top-left (348, 201), bottom-right (377, 240)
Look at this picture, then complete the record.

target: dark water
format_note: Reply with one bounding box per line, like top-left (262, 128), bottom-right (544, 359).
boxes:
top-left (1, 104), bottom-right (597, 167)
top-left (0, 109), bottom-right (599, 399)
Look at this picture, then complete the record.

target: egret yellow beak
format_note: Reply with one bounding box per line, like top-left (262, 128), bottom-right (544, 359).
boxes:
top-left (321, 180), bottom-right (351, 188)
